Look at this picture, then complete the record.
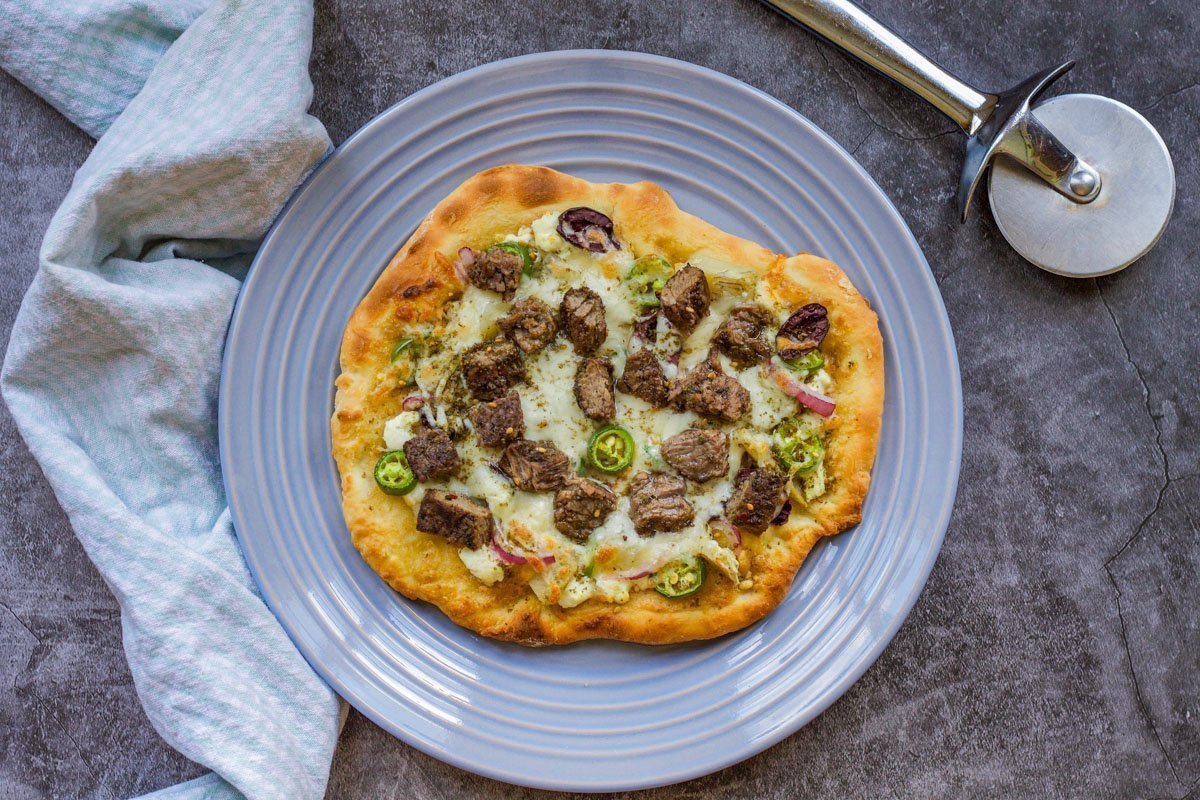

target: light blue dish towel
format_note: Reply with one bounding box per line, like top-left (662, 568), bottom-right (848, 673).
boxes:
top-left (1, 2), bottom-right (343, 798)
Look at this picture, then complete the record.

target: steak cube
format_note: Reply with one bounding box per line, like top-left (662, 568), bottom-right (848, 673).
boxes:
top-left (498, 439), bottom-right (570, 492)
top-left (574, 356), bottom-right (616, 422)
top-left (726, 468), bottom-right (788, 534)
top-left (468, 391), bottom-right (525, 447)
top-left (659, 264), bottom-right (710, 333)
top-left (416, 490), bottom-right (492, 549)
top-left (467, 246), bottom-right (522, 297)
top-left (498, 297), bottom-right (558, 354)
top-left (616, 348), bottom-right (668, 407)
top-left (401, 428), bottom-right (461, 482)
top-left (712, 304), bottom-right (773, 365)
top-left (553, 478), bottom-right (618, 542)
top-left (560, 286), bottom-right (607, 354)
top-left (627, 472), bottom-right (694, 535)
top-left (668, 352), bottom-right (750, 422)
top-left (462, 338), bottom-right (525, 401)
top-left (661, 428), bottom-right (730, 483)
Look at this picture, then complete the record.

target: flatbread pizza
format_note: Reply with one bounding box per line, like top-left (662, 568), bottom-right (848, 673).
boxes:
top-left (331, 165), bottom-right (884, 645)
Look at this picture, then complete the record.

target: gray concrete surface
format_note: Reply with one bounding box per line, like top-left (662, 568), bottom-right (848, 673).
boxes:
top-left (1, 0), bottom-right (1197, 797)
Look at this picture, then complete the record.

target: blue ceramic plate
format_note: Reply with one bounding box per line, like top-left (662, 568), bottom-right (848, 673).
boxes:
top-left (219, 51), bottom-right (962, 791)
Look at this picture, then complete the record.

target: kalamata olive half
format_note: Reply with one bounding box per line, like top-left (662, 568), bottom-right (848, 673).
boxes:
top-left (557, 207), bottom-right (620, 253)
top-left (776, 303), bottom-right (829, 359)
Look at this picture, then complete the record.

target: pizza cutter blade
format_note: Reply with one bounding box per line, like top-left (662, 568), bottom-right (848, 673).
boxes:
top-left (761, 0), bottom-right (1176, 277)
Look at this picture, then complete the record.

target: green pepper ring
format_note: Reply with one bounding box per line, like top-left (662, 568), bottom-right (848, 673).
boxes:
top-left (772, 419), bottom-right (824, 473)
top-left (374, 450), bottom-right (417, 495)
top-left (784, 348), bottom-right (825, 373)
top-left (587, 425), bottom-right (635, 473)
top-left (489, 241), bottom-right (535, 276)
top-left (627, 255), bottom-right (672, 308)
top-left (654, 559), bottom-right (706, 598)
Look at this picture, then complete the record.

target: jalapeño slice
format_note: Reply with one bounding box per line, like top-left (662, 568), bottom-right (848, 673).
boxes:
top-left (771, 418), bottom-right (824, 473)
top-left (587, 425), bottom-right (635, 473)
top-left (626, 254), bottom-right (673, 309)
top-left (784, 348), bottom-right (825, 374)
top-left (374, 450), bottom-right (417, 495)
top-left (654, 558), bottom-right (706, 598)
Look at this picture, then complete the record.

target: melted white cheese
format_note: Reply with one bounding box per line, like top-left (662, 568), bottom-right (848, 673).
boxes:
top-left (379, 210), bottom-right (836, 607)
top-left (459, 545), bottom-right (504, 585)
top-left (383, 411), bottom-right (420, 451)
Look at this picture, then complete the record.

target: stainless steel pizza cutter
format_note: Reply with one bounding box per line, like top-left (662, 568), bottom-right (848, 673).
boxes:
top-left (762, 0), bottom-right (1175, 277)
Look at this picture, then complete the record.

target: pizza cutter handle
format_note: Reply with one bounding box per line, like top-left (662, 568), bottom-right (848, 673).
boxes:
top-left (760, 0), bottom-right (996, 134)
top-left (760, 0), bottom-right (1104, 214)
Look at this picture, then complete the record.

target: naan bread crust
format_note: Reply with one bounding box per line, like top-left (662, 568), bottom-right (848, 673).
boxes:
top-left (331, 165), bottom-right (884, 645)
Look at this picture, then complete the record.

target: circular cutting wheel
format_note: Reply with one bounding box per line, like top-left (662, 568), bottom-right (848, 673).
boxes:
top-left (988, 93), bottom-right (1175, 278)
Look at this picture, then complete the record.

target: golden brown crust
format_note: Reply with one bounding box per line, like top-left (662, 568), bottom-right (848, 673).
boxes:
top-left (331, 165), bottom-right (884, 646)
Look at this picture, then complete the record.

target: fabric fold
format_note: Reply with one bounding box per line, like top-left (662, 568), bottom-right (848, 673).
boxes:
top-left (2, 1), bottom-right (342, 798)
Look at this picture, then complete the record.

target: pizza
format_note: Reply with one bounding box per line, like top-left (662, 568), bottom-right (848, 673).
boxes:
top-left (331, 165), bottom-right (884, 645)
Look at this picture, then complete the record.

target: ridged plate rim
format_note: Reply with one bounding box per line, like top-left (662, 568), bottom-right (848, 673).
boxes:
top-left (219, 50), bottom-right (962, 791)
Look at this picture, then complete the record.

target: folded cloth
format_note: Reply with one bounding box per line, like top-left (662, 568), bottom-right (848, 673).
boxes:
top-left (1, 2), bottom-right (342, 799)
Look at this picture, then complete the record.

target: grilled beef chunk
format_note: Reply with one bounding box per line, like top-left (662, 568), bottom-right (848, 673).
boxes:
top-left (661, 429), bottom-right (730, 483)
top-left (462, 339), bottom-right (525, 401)
top-left (468, 391), bottom-right (525, 447)
top-left (659, 264), bottom-right (710, 333)
top-left (628, 472), bottom-right (694, 535)
top-left (553, 478), bottom-right (618, 542)
top-left (498, 439), bottom-right (570, 492)
top-left (402, 428), bottom-right (461, 481)
top-left (726, 468), bottom-right (788, 534)
top-left (713, 304), bottom-right (773, 365)
top-left (498, 297), bottom-right (558, 354)
top-left (617, 348), bottom-right (669, 407)
top-left (416, 489), bottom-right (492, 549)
top-left (560, 287), bottom-right (607, 354)
top-left (467, 246), bottom-right (522, 297)
top-left (574, 357), bottom-right (616, 421)
top-left (668, 352), bottom-right (750, 422)
top-left (776, 303), bottom-right (829, 359)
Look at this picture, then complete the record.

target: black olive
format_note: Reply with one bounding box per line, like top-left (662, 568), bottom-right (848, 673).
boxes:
top-left (771, 499), bottom-right (792, 526)
top-left (557, 207), bottom-right (619, 253)
top-left (632, 310), bottom-right (658, 344)
top-left (776, 303), bottom-right (829, 360)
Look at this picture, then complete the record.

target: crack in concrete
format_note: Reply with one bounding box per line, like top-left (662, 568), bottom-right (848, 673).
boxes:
top-left (816, 44), bottom-right (960, 143)
top-left (0, 599), bottom-right (40, 643)
top-left (849, 128), bottom-right (874, 157)
top-left (1097, 280), bottom-right (1172, 562)
top-left (37, 697), bottom-right (118, 800)
top-left (1141, 81), bottom-right (1200, 112)
top-left (1095, 280), bottom-right (1187, 790)
top-left (1105, 568), bottom-right (1186, 791)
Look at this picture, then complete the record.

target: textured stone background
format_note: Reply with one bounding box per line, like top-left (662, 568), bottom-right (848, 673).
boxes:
top-left (1, 0), bottom-right (1197, 797)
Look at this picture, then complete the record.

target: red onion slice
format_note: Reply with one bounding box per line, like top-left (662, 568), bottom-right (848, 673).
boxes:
top-left (709, 517), bottom-right (742, 548)
top-left (401, 395), bottom-right (425, 411)
top-left (453, 246), bottom-right (474, 282)
top-left (770, 363), bottom-right (836, 417)
top-left (491, 540), bottom-right (527, 565)
top-left (617, 550), bottom-right (679, 581)
top-left (491, 526), bottom-right (555, 566)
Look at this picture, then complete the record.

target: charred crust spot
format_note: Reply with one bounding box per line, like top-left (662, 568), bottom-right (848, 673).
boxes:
top-left (401, 278), bottom-right (438, 298)
top-left (517, 169), bottom-right (563, 207)
top-left (437, 201), bottom-right (466, 226)
top-left (476, 174), bottom-right (501, 197)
